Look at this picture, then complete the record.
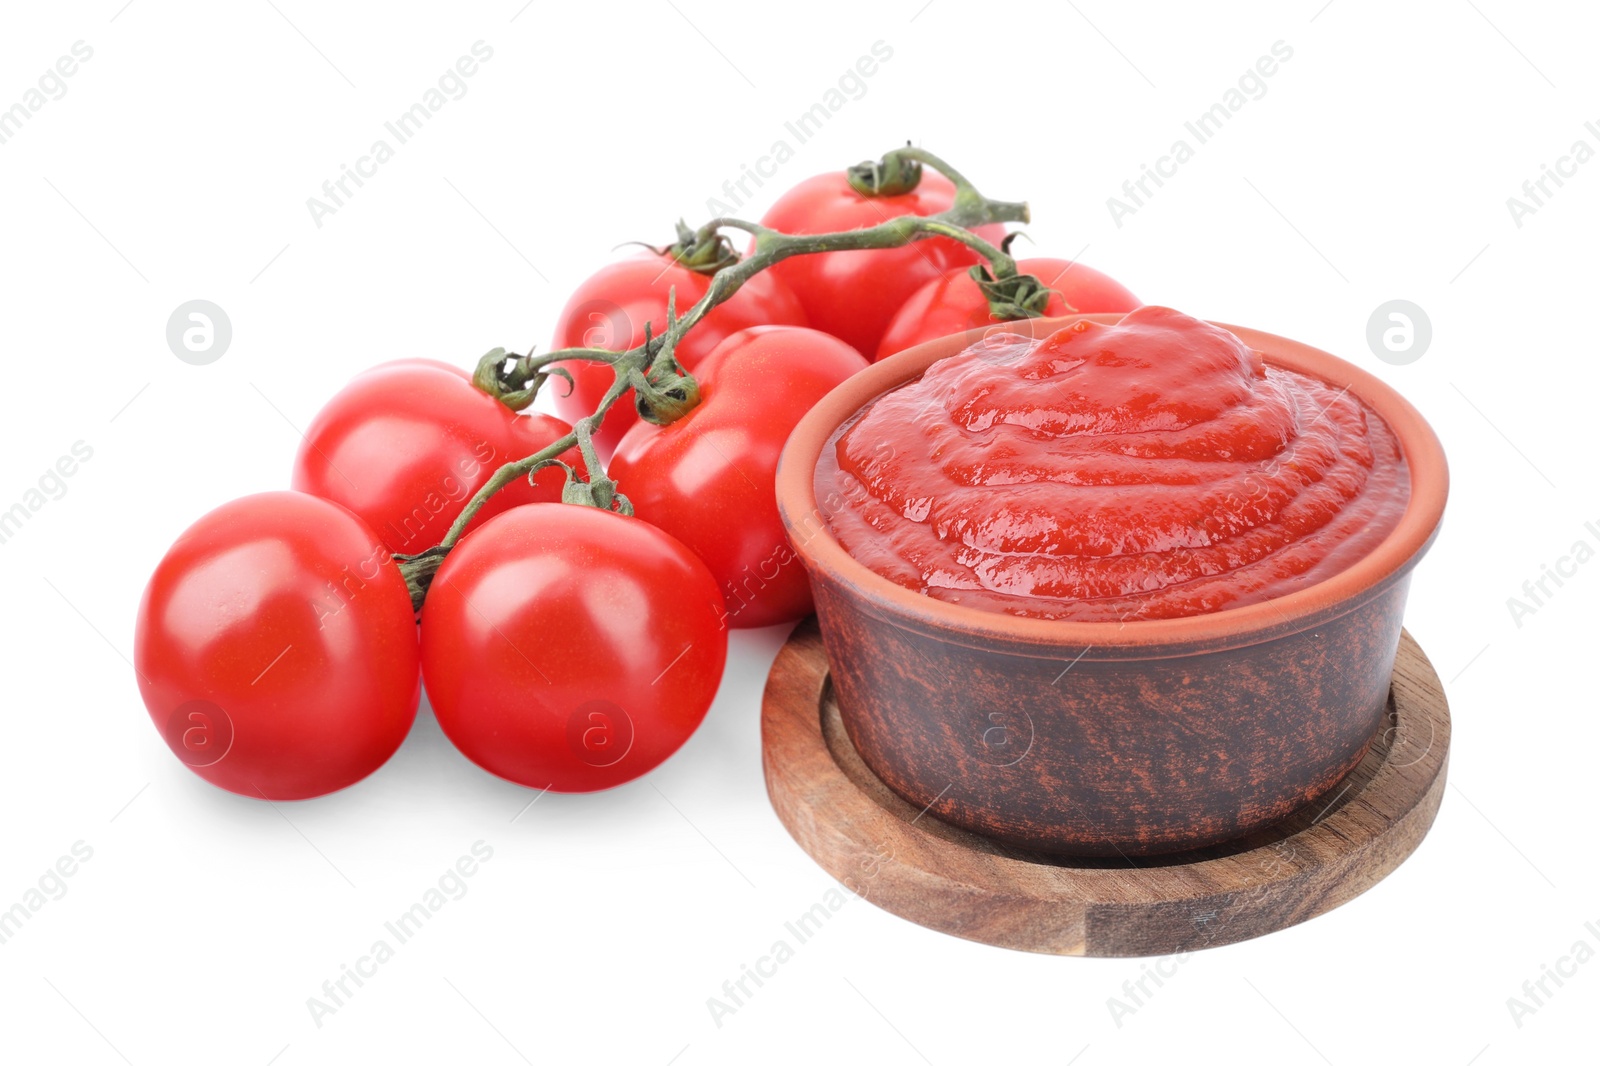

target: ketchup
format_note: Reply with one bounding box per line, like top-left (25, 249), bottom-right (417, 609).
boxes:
top-left (817, 307), bottom-right (1409, 622)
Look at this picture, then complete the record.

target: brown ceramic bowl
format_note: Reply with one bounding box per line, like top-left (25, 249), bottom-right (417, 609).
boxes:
top-left (775, 314), bottom-right (1447, 857)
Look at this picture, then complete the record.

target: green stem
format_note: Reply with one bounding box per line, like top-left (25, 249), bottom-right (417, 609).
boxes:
top-left (653, 211), bottom-right (1024, 375)
top-left (398, 146), bottom-right (1030, 612)
top-left (889, 144), bottom-right (985, 214)
top-left (395, 355), bottom-right (645, 610)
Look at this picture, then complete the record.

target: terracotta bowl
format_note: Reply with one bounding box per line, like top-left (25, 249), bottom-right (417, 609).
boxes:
top-left (775, 315), bottom-right (1447, 857)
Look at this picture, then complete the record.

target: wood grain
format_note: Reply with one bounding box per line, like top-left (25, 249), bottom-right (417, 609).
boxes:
top-left (761, 619), bottom-right (1450, 956)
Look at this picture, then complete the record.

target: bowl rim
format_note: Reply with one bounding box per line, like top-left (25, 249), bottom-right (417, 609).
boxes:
top-left (775, 312), bottom-right (1449, 650)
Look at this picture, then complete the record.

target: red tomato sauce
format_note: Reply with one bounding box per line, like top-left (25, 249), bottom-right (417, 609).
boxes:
top-left (816, 306), bottom-right (1410, 622)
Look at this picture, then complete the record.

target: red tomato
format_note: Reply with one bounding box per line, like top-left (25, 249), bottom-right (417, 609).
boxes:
top-left (549, 253), bottom-right (808, 459)
top-left (757, 171), bottom-right (1006, 357)
top-left (420, 505), bottom-right (728, 792)
top-left (876, 257), bottom-right (1142, 360)
top-left (291, 360), bottom-right (582, 556)
top-left (609, 326), bottom-right (869, 628)
top-left (134, 492), bottom-right (420, 800)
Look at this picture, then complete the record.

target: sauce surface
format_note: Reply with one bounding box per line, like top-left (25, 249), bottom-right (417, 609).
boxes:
top-left (817, 306), bottom-right (1410, 622)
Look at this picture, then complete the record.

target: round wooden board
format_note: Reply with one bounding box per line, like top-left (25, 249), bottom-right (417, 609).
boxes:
top-left (761, 619), bottom-right (1451, 957)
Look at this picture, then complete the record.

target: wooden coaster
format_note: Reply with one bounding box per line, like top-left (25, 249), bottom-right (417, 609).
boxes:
top-left (762, 620), bottom-right (1450, 957)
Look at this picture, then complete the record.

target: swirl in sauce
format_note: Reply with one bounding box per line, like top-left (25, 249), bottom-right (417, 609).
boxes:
top-left (817, 306), bottom-right (1409, 621)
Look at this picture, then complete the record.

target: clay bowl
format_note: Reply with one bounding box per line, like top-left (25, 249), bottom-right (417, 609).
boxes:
top-left (775, 314), bottom-right (1447, 857)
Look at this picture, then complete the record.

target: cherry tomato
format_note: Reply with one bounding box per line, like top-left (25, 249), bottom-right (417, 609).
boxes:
top-left (549, 253), bottom-right (808, 459)
top-left (291, 360), bottom-right (582, 556)
top-left (876, 257), bottom-right (1142, 360)
top-left (134, 492), bottom-right (420, 800)
top-left (609, 326), bottom-right (868, 628)
top-left (757, 170), bottom-right (1006, 357)
top-left (420, 504), bottom-right (728, 792)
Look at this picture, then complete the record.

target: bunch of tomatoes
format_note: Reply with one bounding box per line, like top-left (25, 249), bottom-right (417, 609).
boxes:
top-left (133, 152), bottom-right (1139, 801)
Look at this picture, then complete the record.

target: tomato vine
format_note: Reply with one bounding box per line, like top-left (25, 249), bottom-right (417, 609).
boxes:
top-left (394, 145), bottom-right (1032, 609)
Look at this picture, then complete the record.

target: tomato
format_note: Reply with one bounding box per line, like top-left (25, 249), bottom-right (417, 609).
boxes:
top-left (609, 326), bottom-right (868, 628)
top-left (876, 257), bottom-right (1142, 360)
top-left (291, 360), bottom-right (582, 556)
top-left (134, 492), bottom-right (420, 800)
top-left (549, 253), bottom-right (808, 460)
top-left (757, 170), bottom-right (1006, 357)
top-left (420, 505), bottom-right (728, 791)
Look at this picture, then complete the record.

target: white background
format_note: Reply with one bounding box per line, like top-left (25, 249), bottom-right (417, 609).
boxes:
top-left (1, 1), bottom-right (1595, 1063)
